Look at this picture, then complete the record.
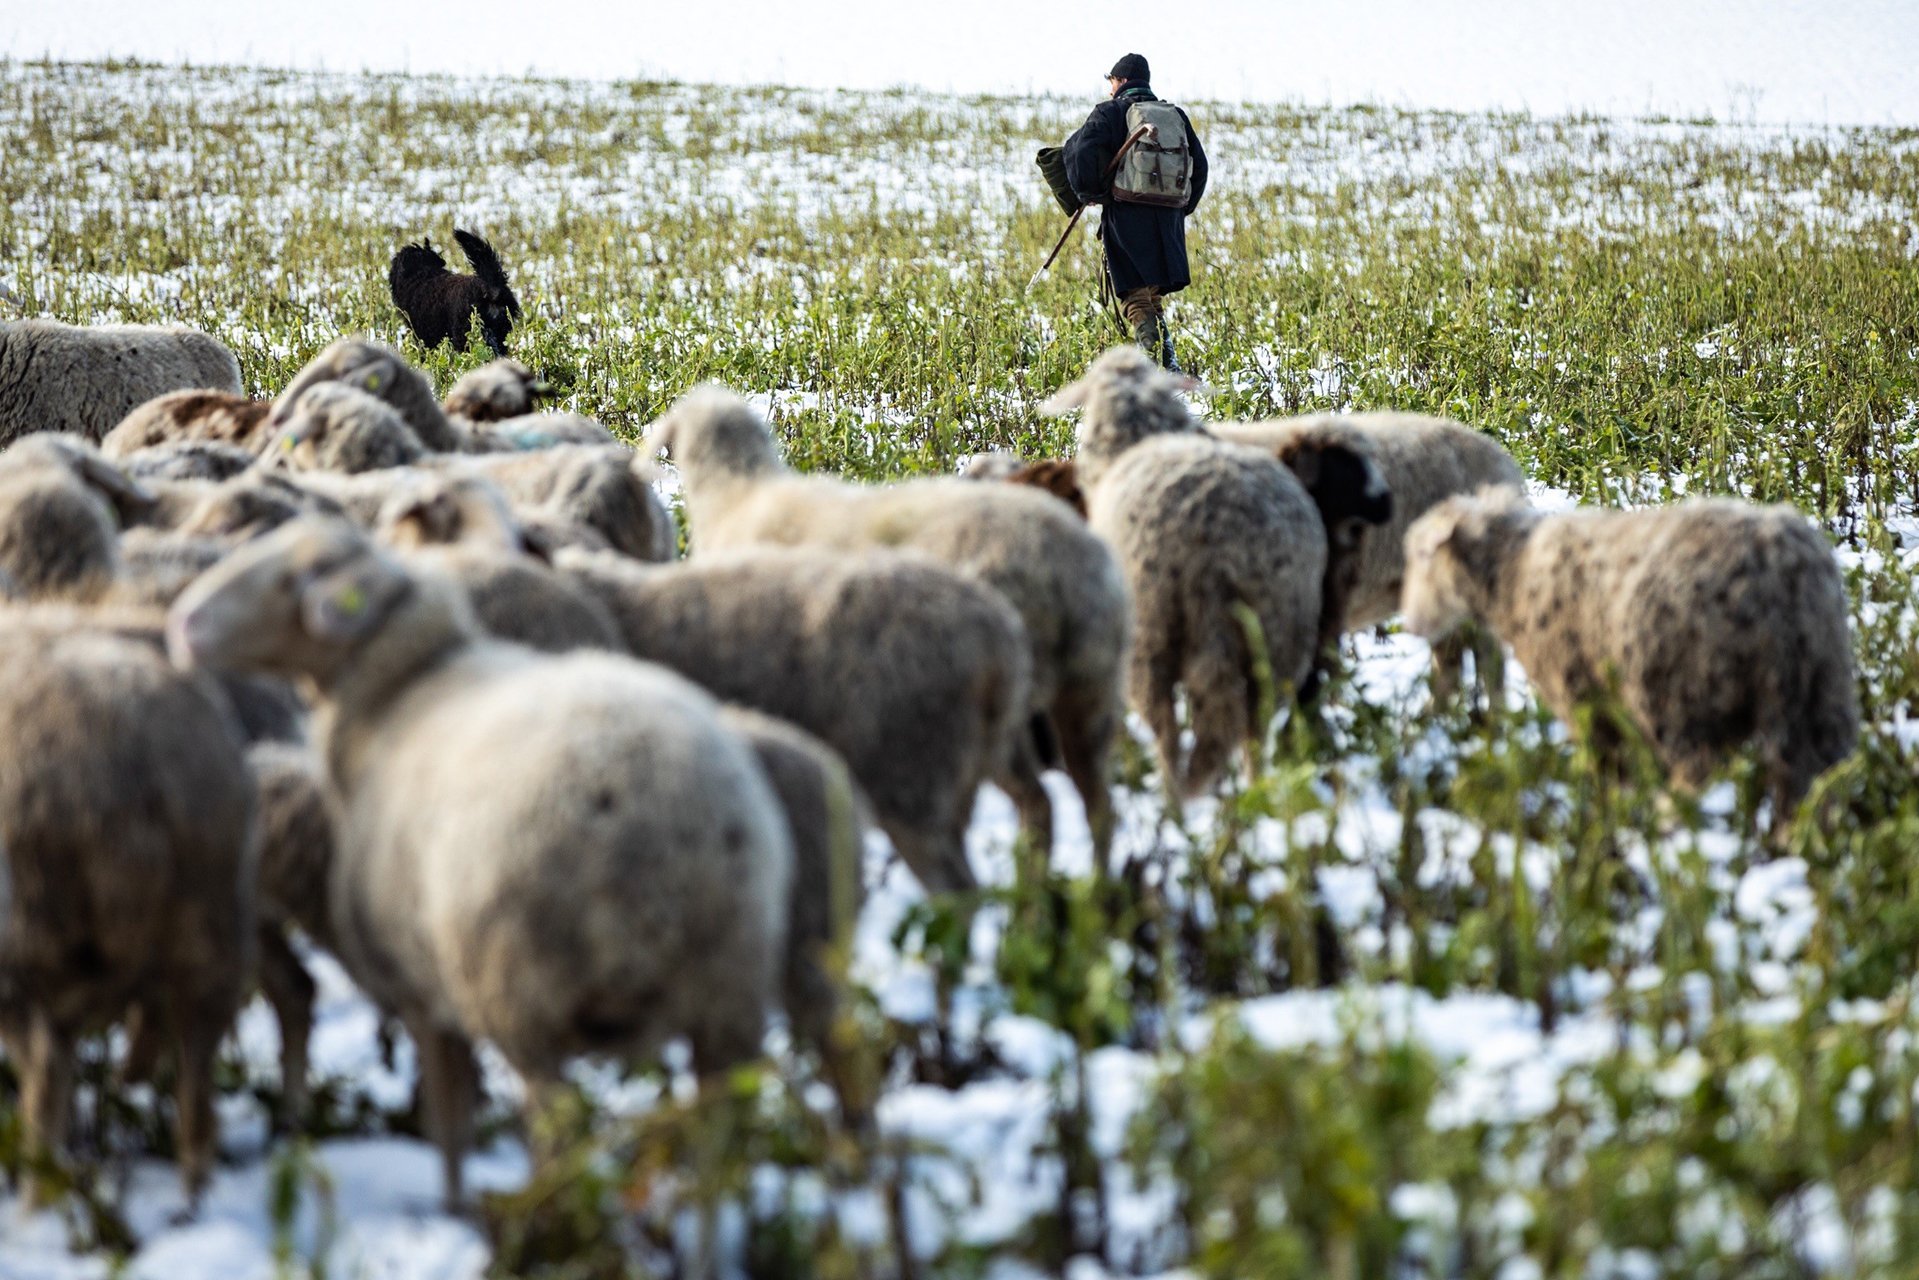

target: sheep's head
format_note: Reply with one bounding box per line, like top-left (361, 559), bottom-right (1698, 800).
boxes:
top-left (1400, 486), bottom-right (1530, 639)
top-left (959, 452), bottom-right (1087, 519)
top-left (179, 475), bottom-right (331, 542)
top-left (168, 516), bottom-right (417, 684)
top-left (643, 386), bottom-right (784, 483)
top-left (0, 433), bottom-right (155, 524)
top-left (272, 336), bottom-right (455, 451)
top-left (1040, 345), bottom-right (1202, 484)
top-left (443, 358), bottom-right (548, 423)
top-left (376, 474), bottom-right (539, 558)
top-left (1274, 434), bottom-right (1393, 553)
top-left (263, 384), bottom-right (426, 475)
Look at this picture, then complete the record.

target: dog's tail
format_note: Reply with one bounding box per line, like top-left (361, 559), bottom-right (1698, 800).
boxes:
top-left (453, 228), bottom-right (522, 319)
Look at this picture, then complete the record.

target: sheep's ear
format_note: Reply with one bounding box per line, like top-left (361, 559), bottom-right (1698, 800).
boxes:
top-left (71, 452), bottom-right (156, 523)
top-left (300, 556), bottom-right (407, 643)
top-left (516, 522), bottom-right (559, 565)
top-left (1284, 441), bottom-right (1322, 489)
top-left (1038, 377), bottom-right (1090, 416)
top-left (638, 417), bottom-right (673, 459)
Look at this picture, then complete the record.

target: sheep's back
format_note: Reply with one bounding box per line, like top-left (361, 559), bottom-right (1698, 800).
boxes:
top-left (328, 645), bottom-right (791, 1074)
top-left (707, 474), bottom-right (1121, 707)
top-left (0, 625), bottom-right (252, 1023)
top-left (0, 321), bottom-right (243, 445)
top-left (1090, 435), bottom-right (1325, 684)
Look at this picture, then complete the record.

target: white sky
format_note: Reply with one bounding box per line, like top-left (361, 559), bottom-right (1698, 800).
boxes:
top-left (6, 0), bottom-right (1917, 124)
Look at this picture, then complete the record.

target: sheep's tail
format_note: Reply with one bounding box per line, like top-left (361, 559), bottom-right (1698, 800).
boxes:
top-left (454, 228), bottom-right (522, 318)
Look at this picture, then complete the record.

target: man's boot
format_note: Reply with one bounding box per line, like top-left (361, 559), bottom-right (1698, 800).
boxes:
top-left (1159, 322), bottom-right (1182, 375)
top-left (1132, 312), bottom-right (1165, 366)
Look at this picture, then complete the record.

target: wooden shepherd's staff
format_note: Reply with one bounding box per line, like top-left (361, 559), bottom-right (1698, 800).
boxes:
top-left (1027, 122), bottom-right (1154, 291)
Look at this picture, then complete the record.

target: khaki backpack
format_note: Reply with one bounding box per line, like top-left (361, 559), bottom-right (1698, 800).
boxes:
top-left (1111, 100), bottom-right (1193, 209)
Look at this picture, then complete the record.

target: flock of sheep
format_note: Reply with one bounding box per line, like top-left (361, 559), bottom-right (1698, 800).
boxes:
top-left (0, 315), bottom-right (1861, 1220)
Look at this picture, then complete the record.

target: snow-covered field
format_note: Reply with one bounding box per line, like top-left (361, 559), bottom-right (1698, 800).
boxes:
top-left (1, 60), bottom-right (1917, 1279)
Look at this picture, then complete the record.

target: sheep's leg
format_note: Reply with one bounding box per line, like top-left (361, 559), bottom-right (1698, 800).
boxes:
top-left (257, 925), bottom-right (316, 1132)
top-left (171, 1016), bottom-right (222, 1216)
top-left (409, 1016), bottom-right (480, 1211)
top-left (1054, 679), bottom-right (1122, 875)
top-left (1179, 634), bottom-right (1252, 799)
top-left (995, 731), bottom-right (1055, 881)
top-left (885, 822), bottom-right (977, 896)
top-left (1429, 631), bottom-right (1468, 706)
top-left (10, 1009), bottom-right (73, 1208)
top-left (119, 1001), bottom-right (165, 1085)
top-left (1129, 640), bottom-right (1184, 809)
top-left (1472, 628), bottom-right (1506, 709)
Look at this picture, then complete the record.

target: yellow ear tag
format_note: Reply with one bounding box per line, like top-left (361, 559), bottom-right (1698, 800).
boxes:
top-left (281, 435), bottom-right (295, 451)
top-left (363, 371), bottom-right (383, 391)
top-left (336, 584), bottom-right (366, 615)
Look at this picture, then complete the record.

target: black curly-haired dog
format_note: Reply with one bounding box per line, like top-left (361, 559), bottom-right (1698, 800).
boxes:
top-left (387, 229), bottom-right (522, 356)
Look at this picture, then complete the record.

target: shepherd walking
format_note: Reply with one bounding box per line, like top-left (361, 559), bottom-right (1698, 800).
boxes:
top-left (1062, 53), bottom-right (1208, 371)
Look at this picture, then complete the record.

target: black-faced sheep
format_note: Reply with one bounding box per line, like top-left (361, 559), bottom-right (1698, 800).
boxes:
top-left (646, 387), bottom-right (1131, 865)
top-left (167, 517), bottom-right (793, 1206)
top-left (388, 230), bottom-right (522, 357)
top-left (0, 319), bottom-right (243, 446)
top-left (1402, 488), bottom-right (1860, 815)
top-left (1212, 411), bottom-right (1522, 632)
top-left (1043, 346), bottom-right (1328, 796)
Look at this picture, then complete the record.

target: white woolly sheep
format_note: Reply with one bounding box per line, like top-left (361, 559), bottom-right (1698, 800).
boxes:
top-left (271, 337), bottom-right (464, 452)
top-left (0, 434), bottom-right (154, 599)
top-left (1043, 346), bottom-right (1329, 797)
top-left (443, 358), bottom-right (547, 422)
top-left (0, 610), bottom-right (255, 1209)
top-left (1402, 489), bottom-right (1860, 815)
top-left (717, 706), bottom-right (864, 1060)
top-left (645, 387), bottom-right (1130, 863)
top-left (432, 444), bottom-right (677, 562)
top-left (116, 438), bottom-right (260, 482)
top-left (960, 440), bottom-right (1393, 698)
top-left (557, 544), bottom-right (1034, 893)
top-left (0, 319), bottom-right (242, 446)
top-left (261, 382), bottom-right (430, 474)
top-left (273, 338), bottom-right (613, 455)
top-left (167, 517), bottom-right (794, 1206)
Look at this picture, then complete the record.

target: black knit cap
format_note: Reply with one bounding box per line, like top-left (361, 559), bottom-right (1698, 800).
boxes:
top-left (1108, 53), bottom-right (1150, 83)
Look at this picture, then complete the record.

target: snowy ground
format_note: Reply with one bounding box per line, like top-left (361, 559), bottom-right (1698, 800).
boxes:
top-left (2, 59), bottom-right (1917, 1280)
top-left (7, 488), bottom-right (1907, 1279)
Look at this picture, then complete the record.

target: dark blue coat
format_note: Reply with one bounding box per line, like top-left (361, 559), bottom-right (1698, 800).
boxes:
top-left (1062, 85), bottom-right (1209, 295)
